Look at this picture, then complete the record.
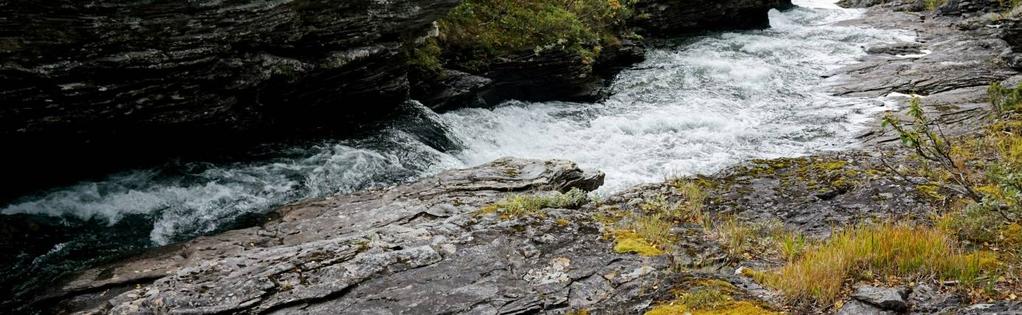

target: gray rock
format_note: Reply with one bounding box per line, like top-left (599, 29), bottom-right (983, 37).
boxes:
top-left (960, 302), bottom-right (1022, 314)
top-left (40, 158), bottom-right (670, 314)
top-left (908, 284), bottom-right (967, 314)
top-left (852, 285), bottom-right (909, 312)
top-left (839, 299), bottom-right (897, 315)
top-left (867, 42), bottom-right (926, 56)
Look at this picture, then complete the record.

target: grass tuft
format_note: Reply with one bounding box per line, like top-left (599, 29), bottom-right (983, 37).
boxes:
top-left (751, 223), bottom-right (998, 305)
top-left (645, 279), bottom-right (779, 315)
top-left (478, 188), bottom-right (589, 218)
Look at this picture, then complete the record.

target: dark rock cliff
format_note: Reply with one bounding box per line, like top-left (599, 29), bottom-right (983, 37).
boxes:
top-left (632, 0), bottom-right (794, 36)
top-left (0, 0), bottom-right (459, 196)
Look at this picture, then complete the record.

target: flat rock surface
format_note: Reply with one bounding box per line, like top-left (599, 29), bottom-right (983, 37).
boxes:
top-left (42, 158), bottom-right (678, 314)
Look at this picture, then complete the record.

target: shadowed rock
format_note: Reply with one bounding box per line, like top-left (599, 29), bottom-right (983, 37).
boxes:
top-left (0, 0), bottom-right (460, 196)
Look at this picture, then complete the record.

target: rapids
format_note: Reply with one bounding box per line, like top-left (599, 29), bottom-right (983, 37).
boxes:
top-left (0, 0), bottom-right (913, 303)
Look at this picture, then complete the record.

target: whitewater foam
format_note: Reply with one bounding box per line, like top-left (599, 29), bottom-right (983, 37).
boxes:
top-left (3, 1), bottom-right (914, 247)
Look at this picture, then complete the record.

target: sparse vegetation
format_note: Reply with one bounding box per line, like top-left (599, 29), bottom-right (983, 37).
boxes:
top-left (924, 0), bottom-right (948, 11)
top-left (747, 223), bottom-right (998, 305)
top-left (880, 85), bottom-right (1022, 299)
top-left (478, 188), bottom-right (589, 218)
top-left (607, 182), bottom-right (711, 256)
top-left (430, 0), bottom-right (635, 71)
top-left (645, 279), bottom-right (780, 315)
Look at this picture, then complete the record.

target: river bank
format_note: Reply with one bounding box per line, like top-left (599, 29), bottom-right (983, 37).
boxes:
top-left (6, 0), bottom-right (1022, 313)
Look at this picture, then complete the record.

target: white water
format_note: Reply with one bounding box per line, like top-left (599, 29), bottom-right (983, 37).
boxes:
top-left (2, 0), bottom-right (913, 246)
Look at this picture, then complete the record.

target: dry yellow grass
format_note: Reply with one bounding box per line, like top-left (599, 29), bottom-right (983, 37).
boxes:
top-left (644, 280), bottom-right (780, 315)
top-left (749, 223), bottom-right (998, 305)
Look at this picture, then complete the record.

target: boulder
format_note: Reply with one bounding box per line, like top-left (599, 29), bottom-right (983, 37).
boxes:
top-left (852, 285), bottom-right (909, 312)
top-left (837, 300), bottom-right (897, 315)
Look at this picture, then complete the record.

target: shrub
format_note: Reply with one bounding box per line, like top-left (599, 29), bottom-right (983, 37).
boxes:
top-left (988, 82), bottom-right (1022, 114)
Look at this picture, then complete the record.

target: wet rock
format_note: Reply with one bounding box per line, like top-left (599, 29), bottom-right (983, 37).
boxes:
top-left (0, 0), bottom-right (462, 196)
top-left (631, 0), bottom-right (794, 37)
top-left (852, 285), bottom-right (909, 312)
top-left (867, 42), bottom-right (926, 56)
top-left (838, 300), bottom-right (897, 315)
top-left (40, 158), bottom-right (665, 314)
top-left (832, 8), bottom-right (1017, 98)
top-left (411, 69), bottom-right (492, 111)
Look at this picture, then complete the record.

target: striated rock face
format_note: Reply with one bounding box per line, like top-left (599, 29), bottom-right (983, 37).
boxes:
top-left (631, 0), bottom-right (794, 36)
top-left (38, 158), bottom-right (682, 314)
top-left (0, 0), bottom-right (459, 194)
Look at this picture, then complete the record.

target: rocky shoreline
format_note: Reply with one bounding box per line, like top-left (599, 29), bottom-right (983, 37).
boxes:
top-left (8, 0), bottom-right (1022, 314)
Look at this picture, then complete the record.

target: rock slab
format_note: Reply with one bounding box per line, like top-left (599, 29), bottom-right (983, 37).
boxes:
top-left (39, 158), bottom-right (677, 314)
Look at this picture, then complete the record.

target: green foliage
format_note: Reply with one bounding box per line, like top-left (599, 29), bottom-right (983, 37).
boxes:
top-left (882, 96), bottom-right (982, 201)
top-left (479, 188), bottom-right (589, 218)
top-left (435, 0), bottom-right (633, 70)
top-left (989, 82), bottom-right (1022, 114)
top-left (407, 38), bottom-right (443, 72)
top-left (924, 0), bottom-right (948, 11)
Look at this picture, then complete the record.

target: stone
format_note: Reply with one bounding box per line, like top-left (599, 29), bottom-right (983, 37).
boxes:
top-left (908, 284), bottom-right (967, 314)
top-left (837, 300), bottom-right (896, 315)
top-left (852, 285), bottom-right (909, 312)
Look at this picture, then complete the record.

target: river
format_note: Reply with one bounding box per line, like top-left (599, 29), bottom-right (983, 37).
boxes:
top-left (0, 0), bottom-right (913, 305)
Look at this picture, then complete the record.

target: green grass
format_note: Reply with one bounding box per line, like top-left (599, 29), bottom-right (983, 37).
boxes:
top-left (478, 188), bottom-right (589, 218)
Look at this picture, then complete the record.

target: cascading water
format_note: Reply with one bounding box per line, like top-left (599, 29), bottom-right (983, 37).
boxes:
top-left (0, 0), bottom-right (914, 304)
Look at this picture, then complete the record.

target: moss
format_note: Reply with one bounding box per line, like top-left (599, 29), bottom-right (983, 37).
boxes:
top-left (407, 38), bottom-right (443, 72)
top-left (915, 183), bottom-right (945, 201)
top-left (923, 0), bottom-right (948, 11)
top-left (613, 230), bottom-right (665, 256)
top-left (645, 281), bottom-right (780, 315)
top-left (566, 308), bottom-right (590, 315)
